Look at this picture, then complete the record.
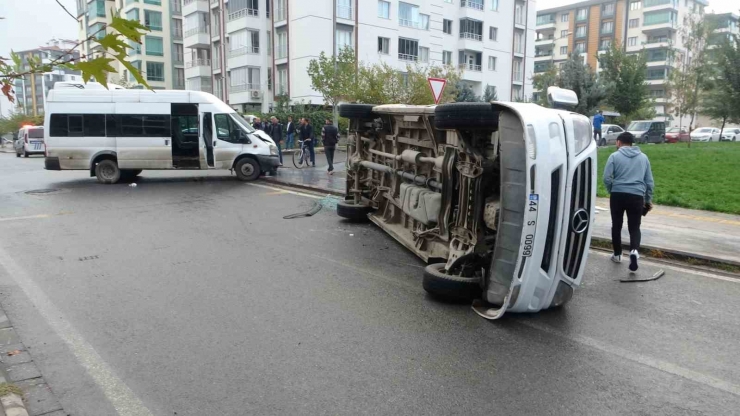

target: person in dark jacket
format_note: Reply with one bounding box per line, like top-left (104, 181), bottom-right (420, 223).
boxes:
top-left (252, 117), bottom-right (264, 131)
top-left (603, 132), bottom-right (655, 272)
top-left (300, 118), bottom-right (315, 166)
top-left (321, 119), bottom-right (339, 174)
top-left (285, 116), bottom-right (296, 150)
top-left (266, 116), bottom-right (284, 166)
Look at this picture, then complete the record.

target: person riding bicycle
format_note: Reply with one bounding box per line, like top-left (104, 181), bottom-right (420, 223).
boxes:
top-left (300, 118), bottom-right (315, 167)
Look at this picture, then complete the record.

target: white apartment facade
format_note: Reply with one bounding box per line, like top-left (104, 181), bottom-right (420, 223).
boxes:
top-left (535, 0), bottom-right (710, 126)
top-left (183, 0), bottom-right (537, 113)
top-left (76, 0), bottom-right (185, 90)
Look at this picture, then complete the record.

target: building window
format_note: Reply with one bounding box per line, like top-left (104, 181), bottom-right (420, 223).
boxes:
top-left (490, 0), bottom-right (499, 11)
top-left (266, 31), bottom-right (271, 55)
top-left (561, 13), bottom-right (569, 22)
top-left (561, 29), bottom-right (569, 37)
top-left (513, 59), bottom-right (522, 81)
top-left (378, 37), bottom-right (389, 54)
top-left (399, 2), bottom-right (423, 28)
top-left (144, 0), bottom-right (161, 4)
top-left (628, 36), bottom-right (638, 46)
top-left (460, 19), bottom-right (483, 41)
top-left (129, 39), bottom-right (141, 55)
top-left (630, 1), bottom-right (641, 10)
top-left (420, 14), bottom-right (430, 30)
top-left (514, 30), bottom-right (524, 53)
top-left (230, 29), bottom-right (260, 55)
top-left (600, 38), bottom-right (612, 50)
top-left (651, 89), bottom-right (665, 98)
top-left (172, 18), bottom-right (183, 39)
top-left (145, 36), bottom-right (164, 56)
top-left (602, 3), bottom-right (615, 17)
top-left (174, 43), bottom-right (184, 63)
top-left (275, 0), bottom-right (286, 21)
top-left (144, 10), bottom-right (162, 31)
top-left (126, 8), bottom-right (139, 22)
top-left (575, 42), bottom-right (585, 53)
top-left (230, 66), bottom-right (260, 91)
top-left (336, 0), bottom-right (352, 19)
top-left (174, 68), bottom-right (184, 89)
top-left (277, 68), bottom-right (288, 94)
top-left (629, 18), bottom-right (640, 28)
top-left (576, 8), bottom-right (587, 21)
top-left (536, 14), bottom-right (555, 25)
top-left (443, 50), bottom-right (452, 65)
top-left (575, 25), bottom-right (586, 38)
top-left (336, 29), bottom-right (353, 52)
top-left (277, 31), bottom-right (287, 58)
top-left (462, 0), bottom-right (484, 10)
top-left (560, 46), bottom-right (568, 55)
top-left (514, 1), bottom-right (525, 25)
top-left (601, 21), bottom-right (614, 34)
top-left (488, 56), bottom-right (496, 70)
top-left (419, 47), bottom-right (429, 63)
top-left (644, 10), bottom-right (677, 26)
top-left (146, 62), bottom-right (164, 82)
top-left (398, 37), bottom-right (419, 61)
top-left (444, 19), bottom-right (452, 34)
top-left (489, 26), bottom-right (497, 41)
top-left (378, 1), bottom-right (390, 19)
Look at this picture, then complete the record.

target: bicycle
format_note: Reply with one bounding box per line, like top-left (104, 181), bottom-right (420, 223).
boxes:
top-left (292, 139), bottom-right (311, 168)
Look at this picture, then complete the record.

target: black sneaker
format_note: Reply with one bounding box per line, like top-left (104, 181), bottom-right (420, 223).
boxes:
top-left (629, 250), bottom-right (639, 272)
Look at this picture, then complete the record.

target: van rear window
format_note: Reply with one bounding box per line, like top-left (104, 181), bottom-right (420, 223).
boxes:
top-left (28, 129), bottom-right (44, 138)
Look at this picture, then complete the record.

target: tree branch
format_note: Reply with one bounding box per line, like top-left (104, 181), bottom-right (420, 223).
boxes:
top-left (55, 0), bottom-right (78, 21)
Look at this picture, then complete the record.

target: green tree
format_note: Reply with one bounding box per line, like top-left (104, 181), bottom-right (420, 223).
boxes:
top-left (531, 64), bottom-right (558, 107)
top-left (0, 110), bottom-right (44, 136)
top-left (455, 82), bottom-right (479, 102)
top-left (482, 85), bottom-right (498, 102)
top-left (306, 47), bottom-right (358, 110)
top-left (558, 53), bottom-right (606, 116)
top-left (353, 62), bottom-right (460, 105)
top-left (598, 44), bottom-right (650, 123)
top-left (703, 34), bottom-right (740, 136)
top-left (0, 7), bottom-right (151, 103)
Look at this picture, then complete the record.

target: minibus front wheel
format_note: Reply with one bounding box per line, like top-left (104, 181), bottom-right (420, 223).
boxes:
top-left (235, 157), bottom-right (261, 181)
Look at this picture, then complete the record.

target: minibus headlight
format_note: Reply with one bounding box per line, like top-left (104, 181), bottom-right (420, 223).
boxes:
top-left (269, 145), bottom-right (278, 155)
top-left (525, 125), bottom-right (536, 160)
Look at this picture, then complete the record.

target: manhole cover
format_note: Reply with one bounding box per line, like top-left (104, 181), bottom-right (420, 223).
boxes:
top-left (25, 188), bottom-right (61, 195)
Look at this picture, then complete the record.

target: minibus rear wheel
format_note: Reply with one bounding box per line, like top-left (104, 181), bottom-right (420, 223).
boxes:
top-left (95, 159), bottom-right (121, 184)
top-left (235, 158), bottom-right (261, 181)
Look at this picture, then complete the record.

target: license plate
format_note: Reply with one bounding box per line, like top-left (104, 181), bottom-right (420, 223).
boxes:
top-left (523, 194), bottom-right (539, 258)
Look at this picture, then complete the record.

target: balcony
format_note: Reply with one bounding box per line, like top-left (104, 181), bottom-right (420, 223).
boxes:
top-left (230, 84), bottom-right (260, 93)
top-left (535, 36), bottom-right (555, 45)
top-left (642, 0), bottom-right (678, 12)
top-left (536, 15), bottom-right (555, 29)
top-left (458, 63), bottom-right (481, 72)
top-left (183, 0), bottom-right (209, 15)
top-left (534, 51), bottom-right (553, 61)
top-left (461, 0), bottom-right (483, 11)
top-left (336, 5), bottom-right (353, 20)
top-left (460, 32), bottom-right (482, 41)
top-left (399, 19), bottom-right (423, 29)
top-left (228, 46), bottom-right (259, 57)
top-left (184, 26), bottom-right (210, 48)
top-left (185, 59), bottom-right (212, 78)
top-left (398, 53), bottom-right (418, 62)
top-left (642, 21), bottom-right (677, 33)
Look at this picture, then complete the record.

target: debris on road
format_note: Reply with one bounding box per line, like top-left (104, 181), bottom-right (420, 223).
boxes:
top-left (129, 183), bottom-right (137, 188)
top-left (283, 201), bottom-right (322, 219)
top-left (619, 269), bottom-right (665, 283)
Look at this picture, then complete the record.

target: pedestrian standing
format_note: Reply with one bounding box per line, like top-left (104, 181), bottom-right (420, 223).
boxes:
top-left (593, 110), bottom-right (605, 143)
top-left (266, 116), bottom-right (284, 166)
top-left (321, 119), bottom-right (339, 175)
top-left (252, 117), bottom-right (264, 131)
top-left (300, 117), bottom-right (315, 167)
top-left (603, 132), bottom-right (655, 272)
top-left (285, 116), bottom-right (296, 150)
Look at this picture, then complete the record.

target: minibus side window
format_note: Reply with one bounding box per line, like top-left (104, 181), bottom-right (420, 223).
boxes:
top-left (68, 115), bottom-right (84, 137)
top-left (214, 114), bottom-right (242, 143)
top-left (50, 114), bottom-right (67, 137)
top-left (121, 115), bottom-right (144, 136)
top-left (84, 115), bottom-right (106, 136)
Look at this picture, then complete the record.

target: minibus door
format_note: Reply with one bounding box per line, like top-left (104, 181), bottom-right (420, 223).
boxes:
top-left (202, 112), bottom-right (215, 168)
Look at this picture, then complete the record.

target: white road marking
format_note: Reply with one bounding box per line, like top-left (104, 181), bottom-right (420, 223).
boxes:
top-left (0, 214), bottom-right (50, 222)
top-left (519, 319), bottom-right (740, 398)
top-left (590, 250), bottom-right (740, 284)
top-left (0, 246), bottom-right (153, 416)
top-left (595, 206), bottom-right (609, 212)
top-left (248, 183), bottom-right (324, 199)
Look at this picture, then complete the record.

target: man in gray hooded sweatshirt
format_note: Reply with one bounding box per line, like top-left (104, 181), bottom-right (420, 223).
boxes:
top-left (603, 132), bottom-right (655, 271)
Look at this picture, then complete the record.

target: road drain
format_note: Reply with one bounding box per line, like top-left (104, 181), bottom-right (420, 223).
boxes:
top-left (25, 188), bottom-right (61, 195)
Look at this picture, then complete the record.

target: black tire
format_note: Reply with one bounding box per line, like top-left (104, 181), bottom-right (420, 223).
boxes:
top-left (24, 151), bottom-right (29, 158)
top-left (336, 200), bottom-right (373, 221)
top-left (434, 103), bottom-right (499, 131)
top-left (422, 263), bottom-right (481, 302)
top-left (16, 151), bottom-right (20, 158)
top-left (95, 159), bottom-right (121, 184)
top-left (235, 157), bottom-right (260, 181)
top-left (338, 104), bottom-right (377, 119)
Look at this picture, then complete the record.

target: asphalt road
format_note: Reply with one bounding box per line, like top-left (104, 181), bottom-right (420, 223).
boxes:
top-left (1, 153), bottom-right (739, 415)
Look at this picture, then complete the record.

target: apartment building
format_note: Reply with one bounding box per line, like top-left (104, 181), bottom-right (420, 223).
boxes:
top-left (76, 0), bottom-right (185, 90)
top-left (534, 0), bottom-right (709, 123)
top-left (183, 0), bottom-right (536, 113)
top-left (11, 40), bottom-right (82, 116)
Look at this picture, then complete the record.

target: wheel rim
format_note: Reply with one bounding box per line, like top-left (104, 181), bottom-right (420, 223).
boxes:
top-left (101, 164), bottom-right (116, 180)
top-left (240, 162), bottom-right (255, 177)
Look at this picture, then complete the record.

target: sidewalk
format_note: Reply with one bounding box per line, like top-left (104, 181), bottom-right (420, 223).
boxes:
top-left (263, 164), bottom-right (740, 267)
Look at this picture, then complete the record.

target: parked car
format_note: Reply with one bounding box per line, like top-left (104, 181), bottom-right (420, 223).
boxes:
top-left (597, 124), bottom-right (624, 146)
top-left (626, 120), bottom-right (666, 144)
top-left (690, 127), bottom-right (721, 142)
top-left (719, 128), bottom-right (740, 142)
top-left (665, 127), bottom-right (690, 143)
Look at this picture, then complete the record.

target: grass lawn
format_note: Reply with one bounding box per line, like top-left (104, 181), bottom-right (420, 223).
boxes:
top-left (596, 142), bottom-right (740, 215)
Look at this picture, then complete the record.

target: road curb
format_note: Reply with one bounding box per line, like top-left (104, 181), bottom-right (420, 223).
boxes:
top-left (0, 392), bottom-right (29, 416)
top-left (260, 179), bottom-right (740, 272)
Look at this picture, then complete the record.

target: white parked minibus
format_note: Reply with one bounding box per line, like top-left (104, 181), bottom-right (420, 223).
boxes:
top-left (44, 89), bottom-right (279, 183)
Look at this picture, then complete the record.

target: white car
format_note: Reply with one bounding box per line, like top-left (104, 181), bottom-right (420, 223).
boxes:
top-left (690, 127), bottom-right (721, 142)
top-left (14, 126), bottom-right (45, 157)
top-left (597, 124), bottom-right (625, 146)
top-left (719, 128), bottom-right (740, 142)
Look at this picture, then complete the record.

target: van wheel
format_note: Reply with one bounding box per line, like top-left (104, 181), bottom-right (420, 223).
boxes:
top-left (235, 158), bottom-right (260, 181)
top-left (338, 104), bottom-right (377, 119)
top-left (95, 159), bottom-right (121, 184)
top-left (16, 152), bottom-right (20, 158)
top-left (422, 263), bottom-right (481, 302)
top-left (336, 200), bottom-right (373, 221)
top-left (434, 103), bottom-right (499, 131)
top-left (24, 151), bottom-right (29, 158)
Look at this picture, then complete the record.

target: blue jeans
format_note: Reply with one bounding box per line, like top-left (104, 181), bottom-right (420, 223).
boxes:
top-left (285, 133), bottom-right (294, 149)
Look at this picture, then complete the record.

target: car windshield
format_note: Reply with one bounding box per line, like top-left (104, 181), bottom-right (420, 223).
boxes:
top-left (667, 128), bottom-right (681, 133)
top-left (627, 122), bottom-right (652, 131)
top-left (28, 128), bottom-right (44, 138)
top-left (696, 128), bottom-right (712, 133)
top-left (231, 114), bottom-right (256, 133)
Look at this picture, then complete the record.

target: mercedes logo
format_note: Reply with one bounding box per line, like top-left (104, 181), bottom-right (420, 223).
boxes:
top-left (571, 209), bottom-right (590, 234)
